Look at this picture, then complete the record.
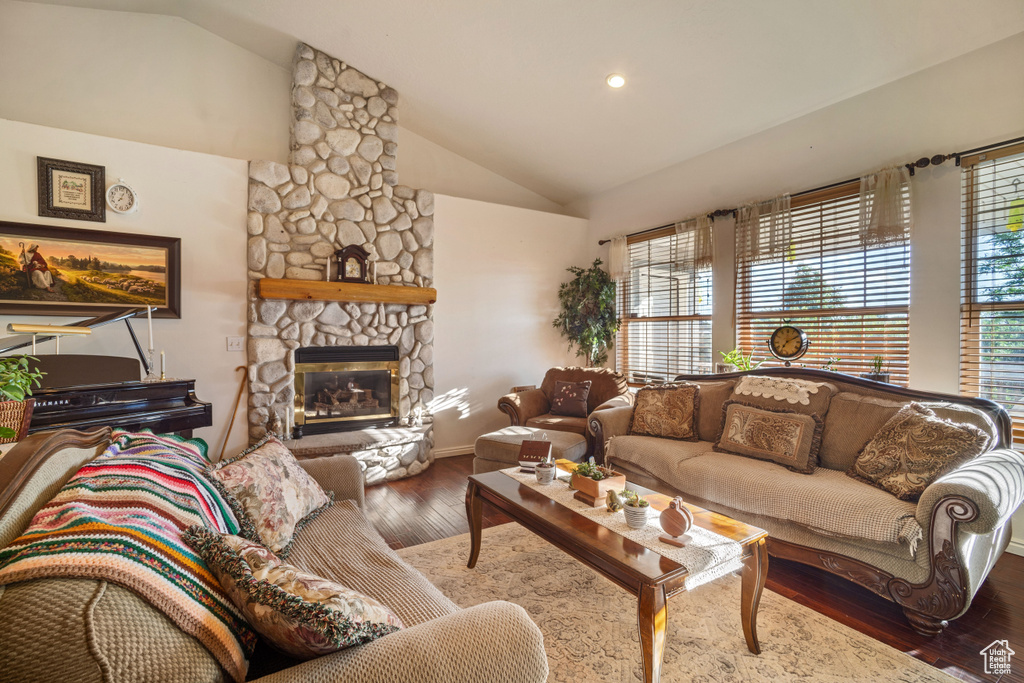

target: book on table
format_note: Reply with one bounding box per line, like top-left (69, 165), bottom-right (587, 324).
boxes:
top-left (518, 440), bottom-right (553, 472)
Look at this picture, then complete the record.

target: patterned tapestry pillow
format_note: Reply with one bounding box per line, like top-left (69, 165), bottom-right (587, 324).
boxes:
top-left (629, 385), bottom-right (699, 441)
top-left (549, 380), bottom-right (592, 417)
top-left (208, 435), bottom-right (333, 557)
top-left (847, 403), bottom-right (991, 501)
top-left (713, 400), bottom-right (823, 473)
top-left (183, 526), bottom-right (402, 660)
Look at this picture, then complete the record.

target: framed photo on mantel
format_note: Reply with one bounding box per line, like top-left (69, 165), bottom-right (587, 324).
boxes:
top-left (0, 220), bottom-right (181, 318)
top-left (37, 156), bottom-right (106, 222)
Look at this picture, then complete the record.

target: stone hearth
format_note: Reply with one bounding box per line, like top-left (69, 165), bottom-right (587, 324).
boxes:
top-left (246, 42), bottom-right (435, 482)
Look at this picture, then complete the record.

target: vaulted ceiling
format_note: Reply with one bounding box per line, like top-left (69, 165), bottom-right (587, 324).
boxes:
top-left (24, 0), bottom-right (1024, 206)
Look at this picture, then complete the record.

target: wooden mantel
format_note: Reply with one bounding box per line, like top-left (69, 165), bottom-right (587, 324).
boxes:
top-left (256, 278), bottom-right (437, 305)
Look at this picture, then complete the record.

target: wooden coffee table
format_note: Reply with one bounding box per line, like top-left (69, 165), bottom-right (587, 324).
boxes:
top-left (465, 468), bottom-right (768, 683)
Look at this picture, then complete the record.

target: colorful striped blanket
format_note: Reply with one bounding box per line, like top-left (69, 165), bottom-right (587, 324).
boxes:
top-left (0, 430), bottom-right (257, 682)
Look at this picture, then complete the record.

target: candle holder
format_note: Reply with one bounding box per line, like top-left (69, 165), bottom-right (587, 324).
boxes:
top-left (142, 349), bottom-right (161, 382)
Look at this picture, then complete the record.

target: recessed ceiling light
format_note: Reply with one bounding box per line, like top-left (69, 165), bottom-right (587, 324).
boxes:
top-left (606, 73), bottom-right (626, 89)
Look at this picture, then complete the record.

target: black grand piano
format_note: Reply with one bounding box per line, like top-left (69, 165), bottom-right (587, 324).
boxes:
top-left (1, 309), bottom-right (212, 437)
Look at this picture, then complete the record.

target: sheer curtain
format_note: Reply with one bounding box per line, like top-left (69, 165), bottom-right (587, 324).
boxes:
top-left (676, 215), bottom-right (714, 268)
top-left (608, 235), bottom-right (628, 280)
top-left (859, 166), bottom-right (912, 245)
top-left (736, 194), bottom-right (791, 261)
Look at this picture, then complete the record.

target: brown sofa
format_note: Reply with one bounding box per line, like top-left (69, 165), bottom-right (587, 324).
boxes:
top-left (0, 428), bottom-right (548, 683)
top-left (497, 366), bottom-right (632, 455)
top-left (589, 368), bottom-right (1024, 636)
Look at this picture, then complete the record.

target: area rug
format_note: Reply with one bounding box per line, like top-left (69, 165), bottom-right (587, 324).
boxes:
top-left (396, 523), bottom-right (956, 683)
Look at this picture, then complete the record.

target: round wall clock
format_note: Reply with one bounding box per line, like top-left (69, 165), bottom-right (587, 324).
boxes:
top-left (106, 179), bottom-right (139, 214)
top-left (768, 324), bottom-right (809, 365)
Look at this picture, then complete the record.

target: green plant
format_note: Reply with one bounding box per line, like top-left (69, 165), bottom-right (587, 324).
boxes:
top-left (622, 489), bottom-right (650, 508)
top-left (719, 348), bottom-right (763, 372)
top-left (870, 355), bottom-right (885, 374)
top-left (822, 356), bottom-right (842, 372)
top-left (573, 460), bottom-right (608, 481)
top-left (552, 259), bottom-right (620, 367)
top-left (0, 356), bottom-right (44, 439)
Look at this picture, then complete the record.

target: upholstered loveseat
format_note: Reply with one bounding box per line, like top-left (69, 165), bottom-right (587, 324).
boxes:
top-left (498, 366), bottom-right (632, 455)
top-left (0, 428), bottom-right (548, 683)
top-left (589, 368), bottom-right (1024, 635)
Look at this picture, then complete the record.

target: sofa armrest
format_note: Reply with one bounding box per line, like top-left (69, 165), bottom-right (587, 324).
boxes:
top-left (497, 388), bottom-right (550, 426)
top-left (297, 453), bottom-right (365, 509)
top-left (916, 448), bottom-right (1024, 535)
top-left (589, 404), bottom-right (635, 463)
top-left (251, 601), bottom-right (548, 683)
top-left (592, 393), bottom-right (635, 412)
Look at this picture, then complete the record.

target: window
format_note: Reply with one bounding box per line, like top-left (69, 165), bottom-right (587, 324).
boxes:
top-left (616, 223), bottom-right (712, 384)
top-left (735, 182), bottom-right (911, 382)
top-left (960, 142), bottom-right (1024, 445)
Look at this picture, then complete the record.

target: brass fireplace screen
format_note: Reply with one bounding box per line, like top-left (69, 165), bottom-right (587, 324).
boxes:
top-left (293, 360), bottom-right (399, 434)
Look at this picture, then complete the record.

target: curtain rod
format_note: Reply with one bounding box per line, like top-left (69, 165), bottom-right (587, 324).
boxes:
top-left (596, 133), bottom-right (1024, 247)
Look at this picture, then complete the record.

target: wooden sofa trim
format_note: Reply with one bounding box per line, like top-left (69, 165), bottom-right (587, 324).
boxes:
top-left (0, 427), bottom-right (112, 521)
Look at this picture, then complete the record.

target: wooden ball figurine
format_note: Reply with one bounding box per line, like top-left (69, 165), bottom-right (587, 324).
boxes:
top-left (659, 496), bottom-right (694, 547)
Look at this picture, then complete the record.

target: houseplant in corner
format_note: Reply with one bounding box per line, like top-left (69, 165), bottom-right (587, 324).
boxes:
top-left (552, 259), bottom-right (620, 367)
top-left (0, 355), bottom-right (44, 443)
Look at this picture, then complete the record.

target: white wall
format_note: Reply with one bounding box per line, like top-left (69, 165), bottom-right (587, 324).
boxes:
top-left (0, 0), bottom-right (565, 215)
top-left (432, 195), bottom-right (589, 455)
top-left (0, 118), bottom-right (250, 457)
top-left (575, 33), bottom-right (1024, 555)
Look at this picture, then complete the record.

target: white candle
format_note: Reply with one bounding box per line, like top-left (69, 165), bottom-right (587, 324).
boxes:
top-left (160, 350), bottom-right (165, 377)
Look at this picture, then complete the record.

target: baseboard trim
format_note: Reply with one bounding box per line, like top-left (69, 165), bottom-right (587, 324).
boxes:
top-left (1007, 538), bottom-right (1024, 557)
top-left (433, 445), bottom-right (474, 459)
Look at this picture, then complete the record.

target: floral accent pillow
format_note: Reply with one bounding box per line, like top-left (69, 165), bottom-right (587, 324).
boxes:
top-left (183, 527), bottom-right (402, 660)
top-left (208, 435), bottom-right (332, 557)
top-left (629, 385), bottom-right (699, 441)
top-left (713, 400), bottom-right (823, 473)
top-left (848, 403), bottom-right (990, 501)
top-left (549, 380), bottom-right (592, 418)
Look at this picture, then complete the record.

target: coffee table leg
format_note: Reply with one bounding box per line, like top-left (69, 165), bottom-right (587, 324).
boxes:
top-left (638, 583), bottom-right (667, 683)
top-left (741, 537), bottom-right (768, 654)
top-left (465, 479), bottom-right (483, 569)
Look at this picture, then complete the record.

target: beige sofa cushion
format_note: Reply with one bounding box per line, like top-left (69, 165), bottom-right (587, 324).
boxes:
top-left (691, 379), bottom-right (736, 442)
top-left (525, 414), bottom-right (588, 434)
top-left (287, 500), bottom-right (458, 628)
top-left (819, 393), bottom-right (999, 472)
top-left (671, 452), bottom-right (923, 550)
top-left (605, 436), bottom-right (715, 485)
top-left (820, 393), bottom-right (905, 471)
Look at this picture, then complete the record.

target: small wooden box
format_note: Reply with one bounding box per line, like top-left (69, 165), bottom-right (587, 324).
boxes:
top-left (570, 467), bottom-right (626, 507)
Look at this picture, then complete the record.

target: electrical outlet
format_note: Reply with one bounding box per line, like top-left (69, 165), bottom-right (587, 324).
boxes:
top-left (226, 336), bottom-right (245, 352)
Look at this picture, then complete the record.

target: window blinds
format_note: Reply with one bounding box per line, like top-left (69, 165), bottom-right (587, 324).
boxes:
top-left (735, 182), bottom-right (911, 382)
top-left (960, 142), bottom-right (1024, 446)
top-left (616, 224), bottom-right (712, 384)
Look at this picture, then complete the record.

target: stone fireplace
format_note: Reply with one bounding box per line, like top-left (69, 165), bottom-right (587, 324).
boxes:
top-left (293, 345), bottom-right (399, 436)
top-left (246, 43), bottom-right (435, 482)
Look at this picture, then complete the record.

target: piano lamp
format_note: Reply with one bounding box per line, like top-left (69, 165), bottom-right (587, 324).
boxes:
top-left (6, 323), bottom-right (91, 354)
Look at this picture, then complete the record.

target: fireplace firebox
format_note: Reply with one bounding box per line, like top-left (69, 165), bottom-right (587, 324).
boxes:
top-left (292, 346), bottom-right (399, 438)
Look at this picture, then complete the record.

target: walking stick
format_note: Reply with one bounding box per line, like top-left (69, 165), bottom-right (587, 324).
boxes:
top-left (218, 366), bottom-right (247, 462)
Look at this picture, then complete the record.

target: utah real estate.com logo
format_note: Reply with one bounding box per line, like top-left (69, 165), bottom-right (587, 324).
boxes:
top-left (980, 640), bottom-right (1014, 676)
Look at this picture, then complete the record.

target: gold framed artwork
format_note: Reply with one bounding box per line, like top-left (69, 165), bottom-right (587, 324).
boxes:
top-left (37, 157), bottom-right (106, 222)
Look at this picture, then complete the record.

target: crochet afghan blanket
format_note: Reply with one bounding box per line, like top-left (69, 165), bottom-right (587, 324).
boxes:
top-left (0, 430), bottom-right (257, 682)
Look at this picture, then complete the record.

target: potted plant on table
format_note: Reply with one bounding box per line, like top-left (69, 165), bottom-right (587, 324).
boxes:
top-left (570, 458), bottom-right (626, 507)
top-left (861, 355), bottom-right (890, 383)
top-left (621, 489), bottom-right (650, 529)
top-left (0, 355), bottom-right (44, 444)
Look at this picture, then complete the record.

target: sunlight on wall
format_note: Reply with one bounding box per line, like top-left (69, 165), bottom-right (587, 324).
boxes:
top-left (428, 386), bottom-right (471, 421)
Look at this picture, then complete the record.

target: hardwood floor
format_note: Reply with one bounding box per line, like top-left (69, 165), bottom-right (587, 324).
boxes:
top-left (365, 454), bottom-right (1024, 683)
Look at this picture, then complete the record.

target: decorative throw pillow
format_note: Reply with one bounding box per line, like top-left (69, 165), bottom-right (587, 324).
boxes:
top-left (847, 403), bottom-right (991, 501)
top-left (183, 526), bottom-right (402, 660)
top-left (714, 400), bottom-right (823, 473)
top-left (549, 380), bottom-right (592, 417)
top-left (731, 375), bottom-right (837, 417)
top-left (629, 385), bottom-right (699, 441)
top-left (208, 435), bottom-right (333, 557)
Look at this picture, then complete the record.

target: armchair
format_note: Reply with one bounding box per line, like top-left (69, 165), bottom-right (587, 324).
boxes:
top-left (497, 366), bottom-right (631, 457)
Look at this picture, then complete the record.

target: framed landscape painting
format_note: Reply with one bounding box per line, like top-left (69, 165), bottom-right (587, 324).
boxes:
top-left (0, 220), bottom-right (181, 318)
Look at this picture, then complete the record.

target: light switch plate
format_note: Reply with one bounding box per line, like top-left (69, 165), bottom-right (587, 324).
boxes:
top-left (226, 336), bottom-right (245, 352)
